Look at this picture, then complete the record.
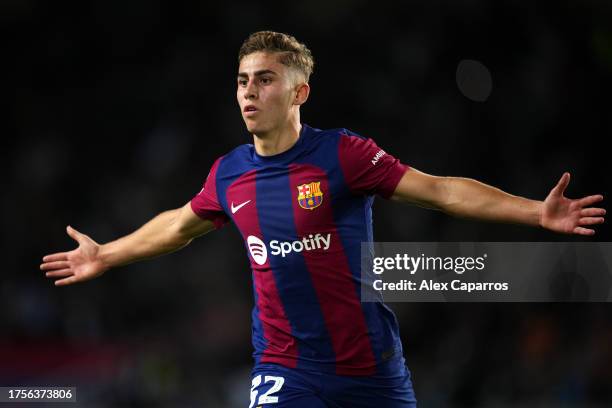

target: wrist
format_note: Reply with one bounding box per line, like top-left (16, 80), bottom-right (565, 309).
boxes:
top-left (97, 243), bottom-right (116, 270)
top-left (535, 200), bottom-right (545, 228)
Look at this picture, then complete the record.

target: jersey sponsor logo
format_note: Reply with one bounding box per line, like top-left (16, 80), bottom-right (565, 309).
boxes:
top-left (270, 233), bottom-right (331, 257)
top-left (246, 233), bottom-right (332, 264)
top-left (231, 199), bottom-right (252, 214)
top-left (371, 149), bottom-right (386, 165)
top-left (247, 235), bottom-right (268, 265)
top-left (297, 182), bottom-right (323, 210)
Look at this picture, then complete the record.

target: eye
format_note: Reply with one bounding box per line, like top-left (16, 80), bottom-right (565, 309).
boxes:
top-left (238, 79), bottom-right (247, 86)
top-left (260, 77), bottom-right (271, 84)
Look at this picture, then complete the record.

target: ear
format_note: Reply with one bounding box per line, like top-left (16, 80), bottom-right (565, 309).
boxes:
top-left (293, 82), bottom-right (310, 106)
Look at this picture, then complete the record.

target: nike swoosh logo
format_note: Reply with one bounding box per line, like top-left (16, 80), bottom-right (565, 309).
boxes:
top-left (231, 200), bottom-right (251, 214)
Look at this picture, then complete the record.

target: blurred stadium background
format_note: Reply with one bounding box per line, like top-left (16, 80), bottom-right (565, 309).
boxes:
top-left (3, 0), bottom-right (612, 406)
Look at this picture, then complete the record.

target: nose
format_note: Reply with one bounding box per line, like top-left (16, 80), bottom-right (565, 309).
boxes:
top-left (243, 79), bottom-right (257, 100)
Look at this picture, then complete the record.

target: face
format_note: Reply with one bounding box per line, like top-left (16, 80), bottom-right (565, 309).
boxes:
top-left (237, 52), bottom-right (307, 136)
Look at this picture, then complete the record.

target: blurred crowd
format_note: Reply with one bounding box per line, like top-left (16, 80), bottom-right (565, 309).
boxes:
top-left (3, 0), bottom-right (611, 406)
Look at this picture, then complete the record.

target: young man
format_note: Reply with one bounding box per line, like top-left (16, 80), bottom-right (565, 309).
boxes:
top-left (41, 31), bottom-right (605, 407)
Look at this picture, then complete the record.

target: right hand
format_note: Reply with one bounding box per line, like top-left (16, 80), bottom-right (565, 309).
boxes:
top-left (40, 226), bottom-right (110, 286)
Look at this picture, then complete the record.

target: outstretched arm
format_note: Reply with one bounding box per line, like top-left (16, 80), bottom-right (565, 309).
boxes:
top-left (390, 168), bottom-right (605, 235)
top-left (40, 202), bottom-right (215, 286)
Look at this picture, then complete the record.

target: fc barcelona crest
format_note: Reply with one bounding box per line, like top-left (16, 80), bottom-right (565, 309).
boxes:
top-left (297, 182), bottom-right (323, 210)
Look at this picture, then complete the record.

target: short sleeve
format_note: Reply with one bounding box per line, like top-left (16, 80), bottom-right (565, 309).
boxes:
top-left (190, 157), bottom-right (231, 229)
top-left (338, 131), bottom-right (409, 198)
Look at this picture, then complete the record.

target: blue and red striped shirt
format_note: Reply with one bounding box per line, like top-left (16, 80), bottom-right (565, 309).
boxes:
top-left (191, 124), bottom-right (409, 375)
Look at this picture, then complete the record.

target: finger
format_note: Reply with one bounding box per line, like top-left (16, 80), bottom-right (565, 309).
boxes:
top-left (551, 172), bottom-right (570, 196)
top-left (579, 217), bottom-right (605, 225)
top-left (40, 261), bottom-right (70, 271)
top-left (54, 276), bottom-right (79, 286)
top-left (580, 208), bottom-right (606, 217)
top-left (578, 195), bottom-right (604, 207)
top-left (42, 253), bottom-right (69, 262)
top-left (45, 269), bottom-right (73, 278)
top-left (573, 226), bottom-right (595, 236)
top-left (66, 225), bottom-right (84, 244)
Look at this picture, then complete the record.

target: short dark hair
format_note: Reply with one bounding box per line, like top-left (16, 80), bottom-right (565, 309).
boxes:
top-left (238, 31), bottom-right (314, 82)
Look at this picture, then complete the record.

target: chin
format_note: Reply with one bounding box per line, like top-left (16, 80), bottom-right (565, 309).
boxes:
top-left (245, 123), bottom-right (259, 134)
top-left (244, 120), bottom-right (268, 136)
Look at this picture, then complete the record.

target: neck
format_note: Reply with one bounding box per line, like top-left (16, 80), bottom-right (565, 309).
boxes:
top-left (253, 115), bottom-right (301, 156)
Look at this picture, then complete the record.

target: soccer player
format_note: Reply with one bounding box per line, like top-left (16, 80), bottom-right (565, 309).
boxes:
top-left (40, 31), bottom-right (605, 407)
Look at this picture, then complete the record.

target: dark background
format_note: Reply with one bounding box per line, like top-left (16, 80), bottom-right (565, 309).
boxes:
top-left (3, 0), bottom-right (611, 407)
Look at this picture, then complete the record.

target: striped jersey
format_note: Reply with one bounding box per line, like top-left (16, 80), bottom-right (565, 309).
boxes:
top-left (191, 124), bottom-right (409, 376)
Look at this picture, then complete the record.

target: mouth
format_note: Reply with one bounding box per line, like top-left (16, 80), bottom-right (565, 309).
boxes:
top-left (243, 105), bottom-right (258, 115)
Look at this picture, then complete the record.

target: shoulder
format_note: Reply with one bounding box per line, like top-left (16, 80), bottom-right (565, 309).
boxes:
top-left (303, 124), bottom-right (367, 150)
top-left (219, 143), bottom-right (254, 163)
top-left (211, 143), bottom-right (255, 173)
top-left (337, 127), bottom-right (367, 141)
top-left (195, 144), bottom-right (253, 188)
top-left (299, 125), bottom-right (380, 165)
top-left (306, 124), bottom-right (365, 138)
top-left (328, 127), bottom-right (379, 156)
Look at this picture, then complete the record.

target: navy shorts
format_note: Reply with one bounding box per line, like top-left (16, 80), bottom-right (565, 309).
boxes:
top-left (249, 362), bottom-right (417, 408)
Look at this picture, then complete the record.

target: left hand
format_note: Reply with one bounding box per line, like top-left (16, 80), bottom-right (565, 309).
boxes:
top-left (541, 172), bottom-right (606, 235)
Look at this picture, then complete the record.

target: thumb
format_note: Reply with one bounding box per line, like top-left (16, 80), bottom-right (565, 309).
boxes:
top-left (66, 225), bottom-right (84, 243)
top-left (551, 172), bottom-right (570, 196)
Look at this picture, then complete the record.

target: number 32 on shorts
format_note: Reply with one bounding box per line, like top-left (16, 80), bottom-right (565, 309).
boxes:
top-left (249, 375), bottom-right (285, 407)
